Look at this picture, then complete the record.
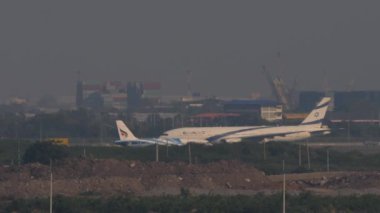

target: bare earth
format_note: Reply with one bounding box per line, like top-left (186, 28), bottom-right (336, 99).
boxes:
top-left (0, 159), bottom-right (379, 199)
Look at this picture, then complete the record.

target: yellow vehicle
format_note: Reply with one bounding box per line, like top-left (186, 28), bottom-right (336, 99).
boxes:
top-left (46, 138), bottom-right (70, 146)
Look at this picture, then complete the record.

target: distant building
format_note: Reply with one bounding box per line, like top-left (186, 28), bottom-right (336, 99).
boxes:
top-left (298, 90), bottom-right (380, 121)
top-left (142, 82), bottom-right (161, 99)
top-left (7, 97), bottom-right (28, 105)
top-left (103, 93), bottom-right (128, 110)
top-left (223, 99), bottom-right (282, 122)
top-left (191, 113), bottom-right (240, 126)
top-left (298, 91), bottom-right (326, 112)
top-left (334, 91), bottom-right (380, 112)
top-left (127, 82), bottom-right (144, 111)
top-left (261, 105), bottom-right (283, 122)
top-left (83, 92), bottom-right (104, 110)
top-left (75, 80), bottom-right (162, 111)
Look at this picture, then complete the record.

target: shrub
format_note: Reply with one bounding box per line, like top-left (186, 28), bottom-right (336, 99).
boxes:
top-left (22, 142), bottom-right (69, 165)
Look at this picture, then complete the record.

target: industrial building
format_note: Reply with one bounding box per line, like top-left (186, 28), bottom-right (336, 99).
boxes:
top-left (334, 91), bottom-right (380, 112)
top-left (298, 90), bottom-right (380, 122)
top-left (223, 99), bottom-right (283, 122)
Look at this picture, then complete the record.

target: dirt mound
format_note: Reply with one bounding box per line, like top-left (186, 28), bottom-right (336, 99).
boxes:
top-left (291, 172), bottom-right (380, 189)
top-left (0, 159), bottom-right (277, 198)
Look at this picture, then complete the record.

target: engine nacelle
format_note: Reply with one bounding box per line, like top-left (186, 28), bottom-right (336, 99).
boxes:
top-left (172, 139), bottom-right (209, 145)
top-left (322, 131), bottom-right (331, 135)
top-left (271, 132), bottom-right (311, 142)
top-left (222, 138), bottom-right (242, 143)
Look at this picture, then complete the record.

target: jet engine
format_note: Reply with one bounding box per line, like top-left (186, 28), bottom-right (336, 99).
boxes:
top-left (271, 132), bottom-right (311, 142)
top-left (223, 138), bottom-right (242, 143)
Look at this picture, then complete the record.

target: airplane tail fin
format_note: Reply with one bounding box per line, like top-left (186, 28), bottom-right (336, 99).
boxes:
top-left (116, 120), bottom-right (138, 140)
top-left (300, 97), bottom-right (331, 127)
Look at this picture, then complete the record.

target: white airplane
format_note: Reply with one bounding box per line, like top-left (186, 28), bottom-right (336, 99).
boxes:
top-left (114, 120), bottom-right (184, 147)
top-left (160, 97), bottom-right (332, 144)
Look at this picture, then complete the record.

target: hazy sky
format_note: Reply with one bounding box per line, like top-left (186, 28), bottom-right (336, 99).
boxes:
top-left (1, 1), bottom-right (380, 100)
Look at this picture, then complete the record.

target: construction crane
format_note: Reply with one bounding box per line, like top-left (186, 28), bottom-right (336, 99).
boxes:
top-left (262, 66), bottom-right (295, 110)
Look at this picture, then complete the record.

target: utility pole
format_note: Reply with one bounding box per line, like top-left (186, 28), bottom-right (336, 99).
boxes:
top-left (83, 145), bottom-right (87, 158)
top-left (188, 143), bottom-right (192, 165)
top-left (180, 114), bottom-right (184, 127)
top-left (306, 140), bottom-right (310, 169)
top-left (17, 137), bottom-right (20, 166)
top-left (39, 120), bottom-right (43, 142)
top-left (163, 117), bottom-right (166, 131)
top-left (100, 123), bottom-right (104, 143)
top-left (298, 144), bottom-right (302, 167)
top-left (16, 122), bottom-right (20, 166)
top-left (152, 114), bottom-right (156, 128)
top-left (263, 142), bottom-right (266, 160)
top-left (347, 120), bottom-right (351, 142)
top-left (155, 142), bottom-right (159, 162)
top-left (327, 149), bottom-right (330, 172)
top-left (282, 160), bottom-right (286, 213)
top-left (50, 159), bottom-right (53, 213)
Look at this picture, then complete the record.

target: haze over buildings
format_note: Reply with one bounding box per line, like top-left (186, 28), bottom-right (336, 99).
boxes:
top-left (1, 1), bottom-right (380, 100)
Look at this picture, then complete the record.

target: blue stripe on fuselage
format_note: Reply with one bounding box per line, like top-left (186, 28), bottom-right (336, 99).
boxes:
top-left (206, 126), bottom-right (270, 142)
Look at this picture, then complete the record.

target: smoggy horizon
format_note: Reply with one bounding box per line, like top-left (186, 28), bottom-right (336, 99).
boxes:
top-left (1, 1), bottom-right (380, 100)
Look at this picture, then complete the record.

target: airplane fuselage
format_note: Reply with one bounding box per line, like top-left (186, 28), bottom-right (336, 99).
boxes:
top-left (161, 125), bottom-right (331, 144)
